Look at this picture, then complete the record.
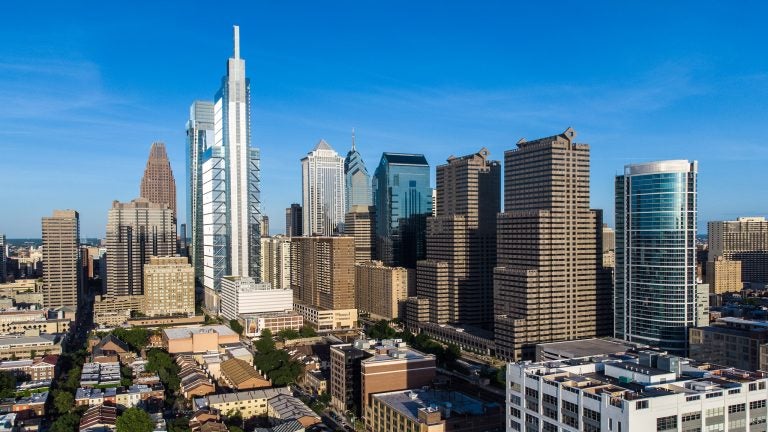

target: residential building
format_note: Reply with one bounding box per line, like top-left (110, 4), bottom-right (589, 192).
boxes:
top-left (260, 236), bottom-right (291, 289)
top-left (344, 131), bottom-right (372, 211)
top-left (689, 317), bottom-right (768, 372)
top-left (201, 25), bottom-right (262, 313)
top-left (79, 404), bottom-right (117, 432)
top-left (373, 153), bottom-right (432, 268)
top-left (415, 148), bottom-right (500, 328)
top-left (106, 198), bottom-right (175, 297)
top-left (186, 100), bottom-right (215, 284)
top-left (707, 257), bottom-right (742, 294)
top-left (285, 204), bottom-right (303, 237)
top-left (220, 276), bottom-right (293, 321)
top-left (201, 388), bottom-right (290, 419)
top-left (709, 217), bottom-right (768, 283)
top-left (220, 357), bottom-right (271, 390)
top-left (291, 236), bottom-right (355, 311)
top-left (345, 205), bottom-right (375, 262)
top-left (0, 335), bottom-right (61, 359)
top-left (301, 139), bottom-right (345, 236)
top-left (240, 311), bottom-right (304, 337)
top-left (330, 341), bottom-right (373, 416)
top-left (140, 142), bottom-right (177, 219)
top-left (507, 350), bottom-right (768, 432)
top-left (616, 160), bottom-right (700, 354)
top-left (141, 256), bottom-right (195, 317)
top-left (0, 234), bottom-right (6, 283)
top-left (93, 295), bottom-right (142, 327)
top-left (41, 210), bottom-right (81, 308)
top-left (494, 128), bottom-right (611, 361)
top-left (355, 261), bottom-right (411, 320)
top-left (162, 325), bottom-right (239, 354)
top-left (177, 356), bottom-right (216, 399)
top-left (370, 389), bottom-right (503, 432)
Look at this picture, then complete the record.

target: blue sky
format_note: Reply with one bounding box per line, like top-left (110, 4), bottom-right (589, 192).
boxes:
top-left (1, 1), bottom-right (767, 237)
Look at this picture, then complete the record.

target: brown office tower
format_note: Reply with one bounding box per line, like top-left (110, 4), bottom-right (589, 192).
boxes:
top-left (345, 205), bottom-right (375, 262)
top-left (290, 236), bottom-right (355, 310)
top-left (708, 217), bottom-right (768, 284)
top-left (414, 148), bottom-right (500, 328)
top-left (140, 142), bottom-right (177, 219)
top-left (493, 128), bottom-right (611, 361)
top-left (106, 198), bottom-right (176, 297)
top-left (42, 210), bottom-right (81, 308)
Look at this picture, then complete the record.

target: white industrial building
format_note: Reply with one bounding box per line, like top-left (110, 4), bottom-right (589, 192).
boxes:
top-left (219, 276), bottom-right (293, 321)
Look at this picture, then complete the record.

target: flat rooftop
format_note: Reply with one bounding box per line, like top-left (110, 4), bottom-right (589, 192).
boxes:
top-left (163, 325), bottom-right (236, 340)
top-left (537, 338), bottom-right (636, 360)
top-left (373, 389), bottom-right (496, 423)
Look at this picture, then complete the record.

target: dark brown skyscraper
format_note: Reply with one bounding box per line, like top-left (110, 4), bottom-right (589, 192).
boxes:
top-left (42, 210), bottom-right (81, 308)
top-left (493, 128), bottom-right (611, 361)
top-left (413, 148), bottom-right (500, 328)
top-left (285, 204), bottom-right (303, 237)
top-left (140, 142), bottom-right (177, 219)
top-left (290, 236), bottom-right (355, 310)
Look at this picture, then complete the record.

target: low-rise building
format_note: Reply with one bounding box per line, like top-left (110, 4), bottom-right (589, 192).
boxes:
top-left (267, 393), bottom-right (321, 428)
top-left (507, 349), bottom-right (768, 432)
top-left (0, 334), bottom-right (61, 359)
top-left (162, 325), bottom-right (239, 354)
top-left (220, 277), bottom-right (293, 321)
top-left (0, 355), bottom-right (57, 382)
top-left (79, 404), bottom-right (117, 432)
top-left (689, 317), bottom-right (768, 371)
top-left (240, 311), bottom-right (304, 338)
top-left (11, 391), bottom-right (48, 420)
top-left (293, 303), bottom-right (357, 331)
top-left (75, 387), bottom-right (118, 407)
top-left (93, 295), bottom-right (142, 327)
top-left (305, 370), bottom-right (328, 396)
top-left (178, 355), bottom-right (216, 399)
top-left (220, 357), bottom-right (271, 391)
top-left (201, 388), bottom-right (291, 419)
top-left (80, 362), bottom-right (120, 388)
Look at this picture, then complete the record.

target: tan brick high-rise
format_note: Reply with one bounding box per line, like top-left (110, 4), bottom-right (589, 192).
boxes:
top-left (706, 257), bottom-right (742, 294)
top-left (42, 210), bottom-right (81, 308)
top-left (414, 148), bottom-right (500, 328)
top-left (493, 128), bottom-right (611, 361)
top-left (355, 261), bottom-right (412, 320)
top-left (345, 205), bottom-right (375, 262)
top-left (142, 256), bottom-right (195, 317)
top-left (290, 236), bottom-right (355, 310)
top-left (140, 142), bottom-right (177, 219)
top-left (708, 217), bottom-right (768, 283)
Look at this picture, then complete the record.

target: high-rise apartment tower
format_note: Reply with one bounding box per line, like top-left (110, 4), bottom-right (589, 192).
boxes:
top-left (42, 210), bottom-right (81, 308)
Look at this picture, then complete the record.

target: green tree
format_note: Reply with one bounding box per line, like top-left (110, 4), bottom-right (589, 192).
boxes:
top-left (255, 329), bottom-right (275, 354)
top-left (229, 319), bottom-right (244, 335)
top-left (53, 390), bottom-right (74, 414)
top-left (0, 371), bottom-right (16, 398)
top-left (167, 418), bottom-right (191, 432)
top-left (366, 320), bottom-right (396, 339)
top-left (50, 412), bottom-right (80, 432)
top-left (299, 326), bottom-right (317, 338)
top-left (112, 328), bottom-right (149, 352)
top-left (277, 328), bottom-right (300, 340)
top-left (116, 407), bottom-right (154, 432)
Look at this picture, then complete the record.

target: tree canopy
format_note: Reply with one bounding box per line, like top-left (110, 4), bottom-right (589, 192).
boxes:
top-left (116, 407), bottom-right (155, 432)
top-left (112, 327), bottom-right (150, 352)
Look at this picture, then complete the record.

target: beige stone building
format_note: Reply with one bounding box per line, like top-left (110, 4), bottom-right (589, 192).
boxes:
top-left (345, 206), bottom-right (375, 262)
top-left (142, 256), bottom-right (194, 317)
top-left (706, 256), bottom-right (742, 294)
top-left (162, 325), bottom-right (239, 354)
top-left (42, 210), bottom-right (81, 308)
top-left (93, 295), bottom-right (143, 327)
top-left (259, 236), bottom-right (291, 289)
top-left (493, 128), bottom-right (612, 361)
top-left (290, 236), bottom-right (355, 310)
top-left (293, 303), bottom-right (357, 331)
top-left (355, 261), bottom-right (411, 320)
top-left (709, 217), bottom-right (768, 283)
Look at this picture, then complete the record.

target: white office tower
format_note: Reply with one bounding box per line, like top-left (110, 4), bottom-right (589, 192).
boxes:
top-left (219, 276), bottom-right (293, 321)
top-left (201, 26), bottom-right (262, 314)
top-left (301, 140), bottom-right (345, 236)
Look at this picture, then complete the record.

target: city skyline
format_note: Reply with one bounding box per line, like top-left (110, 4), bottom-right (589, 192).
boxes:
top-left (2, 3), bottom-right (768, 237)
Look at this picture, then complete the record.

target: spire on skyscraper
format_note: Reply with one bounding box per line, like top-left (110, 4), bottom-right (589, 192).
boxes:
top-left (233, 25), bottom-right (240, 59)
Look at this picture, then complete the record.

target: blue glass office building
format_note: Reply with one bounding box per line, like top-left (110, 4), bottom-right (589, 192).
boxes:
top-left (373, 153), bottom-right (432, 268)
top-left (615, 160), bottom-right (698, 354)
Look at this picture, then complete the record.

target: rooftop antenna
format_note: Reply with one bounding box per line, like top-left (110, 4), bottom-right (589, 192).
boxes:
top-left (351, 128), bottom-right (356, 151)
top-left (233, 25), bottom-right (240, 59)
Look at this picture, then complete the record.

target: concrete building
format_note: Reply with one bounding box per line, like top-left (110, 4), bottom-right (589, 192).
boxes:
top-left (415, 148), bottom-right (500, 328)
top-left (140, 142), bottom-right (177, 219)
top-left (220, 277), bottom-right (293, 321)
top-left (373, 153), bottom-right (432, 268)
top-left (141, 256), bottom-right (195, 317)
top-left (616, 160), bottom-right (700, 354)
top-left (285, 204), bottom-right (302, 237)
top-left (689, 317), bottom-right (768, 372)
top-left (0, 334), bottom-right (61, 359)
top-left (494, 128), bottom-right (611, 361)
top-left (709, 217), bottom-right (768, 283)
top-left (355, 261), bottom-right (412, 320)
top-left (344, 131), bottom-right (372, 212)
top-left (361, 342), bottom-right (437, 425)
top-left (186, 100), bottom-right (215, 286)
top-left (260, 236), bottom-right (291, 289)
top-left (106, 198), bottom-right (176, 298)
top-left (344, 205), bottom-right (375, 262)
top-left (507, 350), bottom-right (768, 432)
top-left (293, 303), bottom-right (357, 331)
top-left (42, 210), bottom-right (81, 308)
top-left (370, 389), bottom-right (503, 432)
top-left (301, 140), bottom-right (345, 236)
top-left (240, 311), bottom-right (304, 337)
top-left (707, 257), bottom-right (743, 294)
top-left (162, 325), bottom-right (239, 354)
top-left (290, 236), bottom-right (355, 311)
top-left (535, 338), bottom-right (644, 362)
top-left (93, 295), bottom-right (142, 327)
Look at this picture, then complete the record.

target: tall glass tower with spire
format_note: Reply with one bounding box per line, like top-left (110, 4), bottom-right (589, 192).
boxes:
top-left (344, 130), bottom-right (371, 212)
top-left (201, 26), bottom-right (261, 314)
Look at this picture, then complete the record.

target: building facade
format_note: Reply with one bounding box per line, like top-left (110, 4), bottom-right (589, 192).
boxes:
top-left (615, 160), bottom-right (699, 354)
top-left (301, 140), bottom-right (345, 236)
top-left (689, 317), bottom-right (768, 372)
top-left (259, 236), bottom-right (291, 289)
top-left (373, 153), bottom-right (432, 268)
top-left (330, 342), bottom-right (373, 416)
top-left (285, 204), bottom-right (302, 237)
top-left (344, 205), bottom-right (375, 262)
top-left (106, 198), bottom-right (176, 297)
top-left (707, 257), bottom-right (743, 294)
top-left (494, 128), bottom-right (611, 361)
top-left (709, 217), bottom-right (768, 284)
top-left (141, 256), bottom-right (195, 317)
top-left (290, 236), bottom-right (355, 311)
top-left (0, 234), bottom-right (6, 283)
top-left (355, 261), bottom-right (411, 320)
top-left (220, 277), bottom-right (293, 321)
top-left (186, 100), bottom-right (215, 285)
top-left (344, 132), bottom-right (372, 212)
top-left (140, 142), bottom-right (177, 219)
top-left (42, 210), bottom-right (81, 308)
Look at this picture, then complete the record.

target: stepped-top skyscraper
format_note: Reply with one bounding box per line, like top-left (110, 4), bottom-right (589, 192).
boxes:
top-left (493, 128), bottom-right (611, 361)
top-left (615, 160), bottom-right (700, 354)
top-left (201, 25), bottom-right (262, 314)
top-left (186, 100), bottom-right (215, 284)
top-left (344, 130), bottom-right (371, 212)
top-left (373, 153), bottom-right (432, 268)
top-left (301, 140), bottom-right (345, 236)
top-left (140, 142), bottom-right (177, 219)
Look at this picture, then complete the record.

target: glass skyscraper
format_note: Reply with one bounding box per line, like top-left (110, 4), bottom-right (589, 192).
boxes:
top-left (186, 100), bottom-right (214, 285)
top-left (373, 153), bottom-right (432, 268)
top-left (344, 131), bottom-right (371, 212)
top-left (615, 160), bottom-right (699, 354)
